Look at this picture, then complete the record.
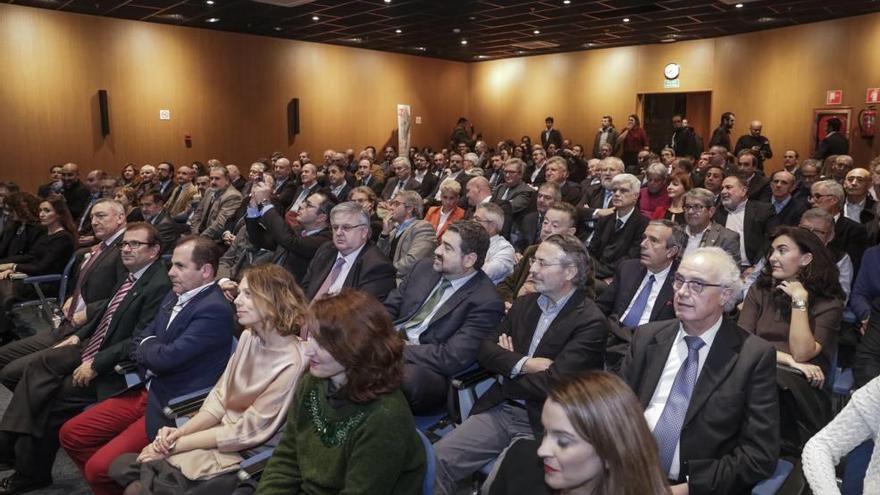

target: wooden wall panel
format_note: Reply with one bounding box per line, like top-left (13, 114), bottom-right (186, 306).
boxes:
top-left (0, 4), bottom-right (469, 192)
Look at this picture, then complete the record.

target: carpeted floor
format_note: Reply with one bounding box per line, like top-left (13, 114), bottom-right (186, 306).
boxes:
top-left (0, 386), bottom-right (90, 495)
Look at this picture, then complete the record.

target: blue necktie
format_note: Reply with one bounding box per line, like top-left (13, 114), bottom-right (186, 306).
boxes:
top-left (603, 189), bottom-right (613, 208)
top-left (621, 275), bottom-right (654, 328)
top-left (653, 336), bottom-right (706, 475)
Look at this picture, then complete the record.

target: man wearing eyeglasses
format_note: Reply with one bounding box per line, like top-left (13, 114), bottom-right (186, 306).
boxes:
top-left (301, 201), bottom-right (395, 302)
top-left (588, 173), bottom-right (650, 284)
top-left (378, 190), bottom-right (437, 283)
top-left (681, 188), bottom-right (741, 263)
top-left (809, 179), bottom-right (868, 274)
top-left (622, 247), bottom-right (779, 495)
top-left (0, 222), bottom-right (171, 494)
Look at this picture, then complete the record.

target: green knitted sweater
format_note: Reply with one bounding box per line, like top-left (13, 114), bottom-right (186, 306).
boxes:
top-left (255, 373), bottom-right (426, 495)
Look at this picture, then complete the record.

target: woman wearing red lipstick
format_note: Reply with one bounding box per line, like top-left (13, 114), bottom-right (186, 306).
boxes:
top-left (109, 264), bottom-right (310, 495)
top-left (488, 371), bottom-right (669, 495)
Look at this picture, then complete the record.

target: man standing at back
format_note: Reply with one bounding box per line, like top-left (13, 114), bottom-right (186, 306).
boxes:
top-left (622, 247), bottom-right (778, 494)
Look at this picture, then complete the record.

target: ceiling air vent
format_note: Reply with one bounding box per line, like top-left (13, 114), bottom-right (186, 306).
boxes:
top-left (510, 41), bottom-right (559, 50)
top-left (251, 0), bottom-right (316, 6)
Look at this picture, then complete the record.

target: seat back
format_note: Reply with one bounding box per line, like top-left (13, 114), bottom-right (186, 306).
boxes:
top-left (417, 429), bottom-right (435, 495)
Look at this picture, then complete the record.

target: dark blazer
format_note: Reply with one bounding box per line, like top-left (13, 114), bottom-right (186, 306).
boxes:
top-left (813, 132), bottom-right (849, 160)
top-left (540, 128), bottom-right (563, 150)
top-left (272, 178), bottom-right (299, 212)
top-left (515, 211), bottom-right (542, 252)
top-left (302, 242), bottom-right (396, 302)
top-left (473, 289), bottom-right (607, 433)
top-left (831, 215), bottom-right (868, 274)
top-left (73, 260), bottom-right (171, 401)
top-left (359, 175), bottom-right (385, 197)
top-left (8, 230), bottom-right (75, 276)
top-left (766, 196), bottom-right (809, 231)
top-left (328, 183), bottom-right (352, 202)
top-left (146, 211), bottom-right (180, 255)
top-left (70, 233), bottom-right (128, 320)
top-left (492, 183), bottom-right (534, 217)
top-left (380, 176), bottom-right (421, 200)
top-left (597, 259), bottom-right (676, 322)
top-left (63, 181), bottom-right (91, 221)
top-left (621, 319), bottom-right (779, 494)
top-left (746, 174), bottom-right (771, 203)
top-left (385, 259), bottom-right (505, 377)
top-left (246, 207), bottom-right (332, 282)
top-left (133, 284), bottom-right (234, 438)
top-left (523, 163), bottom-right (546, 187)
top-left (0, 222), bottom-right (46, 262)
top-left (695, 222), bottom-right (742, 265)
top-left (496, 245), bottom-right (536, 304)
top-left (713, 200), bottom-right (774, 266)
top-left (417, 172), bottom-right (439, 199)
top-left (588, 211), bottom-right (650, 279)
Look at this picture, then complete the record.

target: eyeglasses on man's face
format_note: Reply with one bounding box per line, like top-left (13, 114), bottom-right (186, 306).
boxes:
top-left (672, 275), bottom-right (724, 294)
top-left (330, 224), bottom-right (367, 233)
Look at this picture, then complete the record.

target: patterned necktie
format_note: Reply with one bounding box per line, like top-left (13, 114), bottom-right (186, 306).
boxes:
top-left (621, 274), bottom-right (655, 328)
top-left (66, 242), bottom-right (107, 320)
top-left (81, 274), bottom-right (136, 362)
top-left (401, 279), bottom-right (453, 333)
top-left (314, 257), bottom-right (346, 300)
top-left (615, 218), bottom-right (624, 232)
top-left (653, 335), bottom-right (706, 475)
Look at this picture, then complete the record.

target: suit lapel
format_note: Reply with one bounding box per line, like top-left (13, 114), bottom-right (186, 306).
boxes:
top-left (532, 293), bottom-right (584, 356)
top-left (649, 272), bottom-right (675, 320)
top-left (513, 297), bottom-right (544, 353)
top-left (429, 274), bottom-right (478, 325)
top-left (638, 321), bottom-right (679, 408)
top-left (683, 320), bottom-right (741, 427)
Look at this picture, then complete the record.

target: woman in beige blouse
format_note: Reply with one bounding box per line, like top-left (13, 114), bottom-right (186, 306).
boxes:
top-left (110, 264), bottom-right (310, 495)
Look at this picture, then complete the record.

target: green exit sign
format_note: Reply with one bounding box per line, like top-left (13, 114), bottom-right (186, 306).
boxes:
top-left (664, 78), bottom-right (680, 89)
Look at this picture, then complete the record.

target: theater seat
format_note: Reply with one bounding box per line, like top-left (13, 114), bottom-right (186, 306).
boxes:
top-left (752, 459), bottom-right (794, 495)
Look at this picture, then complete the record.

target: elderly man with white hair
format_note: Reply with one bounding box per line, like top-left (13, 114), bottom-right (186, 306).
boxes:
top-left (588, 173), bottom-right (650, 282)
top-left (472, 202), bottom-right (515, 285)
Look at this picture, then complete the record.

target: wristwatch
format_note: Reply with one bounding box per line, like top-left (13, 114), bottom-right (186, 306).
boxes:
top-left (791, 299), bottom-right (807, 311)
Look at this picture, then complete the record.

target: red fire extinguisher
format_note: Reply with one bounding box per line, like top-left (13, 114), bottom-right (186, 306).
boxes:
top-left (860, 107), bottom-right (876, 138)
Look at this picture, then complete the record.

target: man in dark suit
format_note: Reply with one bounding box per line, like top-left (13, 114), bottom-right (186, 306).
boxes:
top-left (74, 169), bottom-right (106, 246)
top-left (670, 114), bottom-right (700, 159)
top-left (577, 156), bottom-right (624, 236)
top-left (708, 111), bottom-right (735, 151)
top-left (58, 235), bottom-right (234, 495)
top-left (491, 158), bottom-right (534, 223)
top-left (514, 182), bottom-right (559, 252)
top-left (713, 175), bottom-right (774, 269)
top-left (270, 157), bottom-right (298, 211)
top-left (737, 151), bottom-right (771, 203)
top-left (598, 220), bottom-right (684, 371)
top-left (284, 163), bottom-right (320, 219)
top-left (524, 147), bottom-right (548, 187)
top-left (302, 202), bottom-right (396, 302)
top-left (621, 247), bottom-right (779, 494)
top-left (588, 173), bottom-right (650, 282)
top-left (138, 190), bottom-right (180, 254)
top-left (380, 157), bottom-right (421, 200)
top-left (844, 167), bottom-right (876, 225)
top-left (60, 163), bottom-right (91, 222)
top-left (540, 116), bottom-right (563, 150)
top-left (356, 158), bottom-right (385, 197)
top-left (0, 223), bottom-right (171, 493)
top-left (246, 185), bottom-right (333, 283)
top-left (813, 117), bottom-right (849, 160)
top-left (432, 234), bottom-right (607, 495)
top-left (811, 179), bottom-right (868, 274)
top-left (0, 199), bottom-right (129, 389)
top-left (384, 220), bottom-right (505, 413)
top-left (155, 162), bottom-right (176, 200)
top-left (681, 188), bottom-right (742, 264)
top-left (766, 170), bottom-right (809, 231)
top-left (542, 156), bottom-right (581, 205)
top-left (326, 162), bottom-right (352, 202)
top-left (414, 152), bottom-right (438, 199)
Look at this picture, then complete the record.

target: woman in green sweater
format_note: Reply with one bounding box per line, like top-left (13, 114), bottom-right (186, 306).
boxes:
top-left (255, 289), bottom-right (426, 495)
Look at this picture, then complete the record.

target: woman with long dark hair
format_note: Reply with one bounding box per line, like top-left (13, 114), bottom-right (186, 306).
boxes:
top-left (488, 371), bottom-right (670, 495)
top-left (618, 114), bottom-right (650, 170)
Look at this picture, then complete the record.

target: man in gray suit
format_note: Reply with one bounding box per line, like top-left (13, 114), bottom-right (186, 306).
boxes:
top-left (378, 190), bottom-right (437, 282)
top-left (188, 165), bottom-right (242, 241)
top-left (681, 188), bottom-right (741, 264)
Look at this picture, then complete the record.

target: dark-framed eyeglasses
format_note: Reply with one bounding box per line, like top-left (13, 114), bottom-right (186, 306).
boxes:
top-left (672, 275), bottom-right (724, 294)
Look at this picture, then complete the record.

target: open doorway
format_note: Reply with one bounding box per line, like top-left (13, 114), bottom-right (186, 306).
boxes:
top-left (637, 91), bottom-right (712, 154)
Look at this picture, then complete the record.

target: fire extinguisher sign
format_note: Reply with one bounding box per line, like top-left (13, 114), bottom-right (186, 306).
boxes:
top-left (826, 90), bottom-right (843, 105)
top-left (867, 88), bottom-right (880, 104)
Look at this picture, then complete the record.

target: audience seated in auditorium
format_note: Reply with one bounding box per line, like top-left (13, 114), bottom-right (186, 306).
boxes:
top-left (488, 372), bottom-right (669, 495)
top-left (249, 290), bottom-right (425, 495)
top-left (588, 173), bottom-right (649, 283)
top-left (766, 170), bottom-right (808, 230)
top-left (622, 247), bottom-right (779, 494)
top-left (515, 182), bottom-right (559, 252)
top-left (639, 163), bottom-right (671, 218)
top-left (713, 175), bottom-right (773, 270)
top-left (137, 191), bottom-right (178, 254)
top-left (38, 166), bottom-right (63, 199)
top-left (810, 179), bottom-right (868, 274)
top-left (302, 202), bottom-right (395, 301)
top-left (107, 263), bottom-right (304, 495)
top-left (380, 156), bottom-right (420, 200)
top-left (737, 150), bottom-right (771, 202)
top-left (59, 235), bottom-right (234, 495)
top-left (738, 226), bottom-right (844, 455)
top-left (433, 233), bottom-right (607, 495)
top-left (189, 165), bottom-right (243, 241)
top-left (424, 179), bottom-right (465, 240)
top-left (490, 158), bottom-right (534, 226)
top-left (651, 170), bottom-right (691, 225)
top-left (60, 163), bottom-right (92, 221)
top-left (472, 203), bottom-right (515, 285)
top-left (599, 220), bottom-right (684, 372)
top-left (377, 190), bottom-right (437, 282)
top-left (384, 220), bottom-right (504, 413)
top-left (164, 165), bottom-right (197, 218)
top-left (0, 222), bottom-right (170, 494)
top-left (843, 166), bottom-right (876, 225)
top-left (542, 157), bottom-right (581, 206)
top-left (113, 187), bottom-right (144, 224)
top-left (0, 193), bottom-right (44, 264)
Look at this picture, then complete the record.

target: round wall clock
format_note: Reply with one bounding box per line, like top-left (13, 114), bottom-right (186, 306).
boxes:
top-left (664, 63), bottom-right (680, 80)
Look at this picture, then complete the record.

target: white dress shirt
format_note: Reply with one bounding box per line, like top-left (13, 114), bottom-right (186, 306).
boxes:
top-left (683, 224), bottom-right (710, 258)
top-left (619, 264), bottom-right (672, 326)
top-left (325, 244), bottom-right (366, 296)
top-left (723, 201), bottom-right (748, 266)
top-left (483, 235), bottom-right (516, 285)
top-left (644, 317), bottom-right (723, 480)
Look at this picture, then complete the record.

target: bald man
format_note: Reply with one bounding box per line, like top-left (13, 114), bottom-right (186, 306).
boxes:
top-left (61, 163), bottom-right (91, 220)
top-left (734, 120), bottom-right (773, 171)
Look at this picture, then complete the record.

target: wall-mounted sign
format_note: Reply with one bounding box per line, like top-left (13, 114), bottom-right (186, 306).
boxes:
top-left (664, 78), bottom-right (680, 89)
top-left (867, 88), bottom-right (880, 104)
top-left (826, 90), bottom-right (843, 105)
top-left (663, 63), bottom-right (680, 80)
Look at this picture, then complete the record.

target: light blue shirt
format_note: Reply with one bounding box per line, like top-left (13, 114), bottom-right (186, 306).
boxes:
top-left (510, 288), bottom-right (576, 377)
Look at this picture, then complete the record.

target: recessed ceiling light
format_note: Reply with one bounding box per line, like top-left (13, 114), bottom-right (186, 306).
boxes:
top-left (475, 55), bottom-right (488, 59)
top-left (311, 16), bottom-right (320, 21)
top-left (460, 39), bottom-right (468, 45)
top-left (274, 26), bottom-right (283, 31)
top-left (661, 37), bottom-right (676, 43)
top-left (206, 17), bottom-right (219, 23)
top-left (585, 42), bottom-right (594, 47)
top-left (757, 16), bottom-right (775, 23)
top-left (563, 0), bottom-right (571, 4)
top-left (623, 18), bottom-right (630, 23)
top-left (453, 28), bottom-right (461, 33)
top-left (533, 30), bottom-right (540, 34)
top-left (735, 3), bottom-right (744, 7)
top-left (205, 0), bottom-right (214, 4)
top-left (395, 29), bottom-right (402, 33)
top-left (414, 46), bottom-right (426, 51)
top-left (468, 16), bottom-right (476, 20)
top-left (384, 0), bottom-right (391, 3)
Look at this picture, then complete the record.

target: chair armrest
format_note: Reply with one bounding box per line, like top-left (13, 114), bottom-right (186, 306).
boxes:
top-left (114, 361), bottom-right (138, 375)
top-left (163, 387), bottom-right (212, 419)
top-left (23, 274), bottom-right (62, 285)
top-left (236, 447), bottom-right (275, 481)
top-left (451, 367), bottom-right (493, 390)
top-left (776, 364), bottom-right (805, 378)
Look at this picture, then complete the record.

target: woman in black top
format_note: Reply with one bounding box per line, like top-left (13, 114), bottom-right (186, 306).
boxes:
top-left (0, 192), bottom-right (44, 262)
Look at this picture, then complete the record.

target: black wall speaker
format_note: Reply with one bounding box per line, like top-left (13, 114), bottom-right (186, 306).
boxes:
top-left (98, 89), bottom-right (110, 137)
top-left (287, 98), bottom-right (300, 137)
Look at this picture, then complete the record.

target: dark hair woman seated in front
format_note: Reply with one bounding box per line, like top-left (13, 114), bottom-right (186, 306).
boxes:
top-left (488, 371), bottom-right (670, 495)
top-left (737, 226), bottom-right (844, 452)
top-left (252, 289), bottom-right (425, 495)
